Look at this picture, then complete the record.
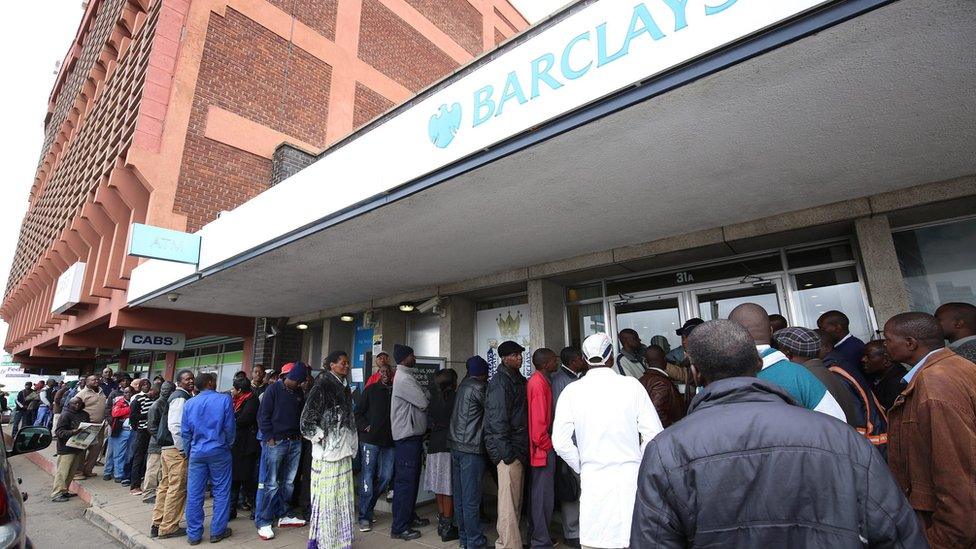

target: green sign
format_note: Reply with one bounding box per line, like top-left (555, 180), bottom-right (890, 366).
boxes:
top-left (128, 223), bottom-right (201, 264)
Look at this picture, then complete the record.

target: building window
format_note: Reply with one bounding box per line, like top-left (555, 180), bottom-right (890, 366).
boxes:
top-left (893, 217), bottom-right (976, 313)
top-left (407, 314), bottom-right (441, 357)
top-left (566, 302), bottom-right (605, 350)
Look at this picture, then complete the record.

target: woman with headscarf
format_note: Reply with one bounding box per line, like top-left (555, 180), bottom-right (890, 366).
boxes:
top-left (230, 377), bottom-right (260, 519)
top-left (300, 351), bottom-right (357, 549)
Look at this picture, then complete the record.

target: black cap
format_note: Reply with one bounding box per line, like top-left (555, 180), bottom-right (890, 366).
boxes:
top-left (497, 340), bottom-right (526, 357)
top-left (676, 318), bottom-right (705, 336)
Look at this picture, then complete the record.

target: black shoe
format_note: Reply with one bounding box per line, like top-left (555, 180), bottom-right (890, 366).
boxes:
top-left (158, 527), bottom-right (187, 539)
top-left (392, 529), bottom-right (422, 541)
top-left (150, 525), bottom-right (159, 538)
top-left (563, 538), bottom-right (581, 548)
top-left (229, 509), bottom-right (237, 521)
top-left (103, 474), bottom-right (112, 481)
top-left (188, 538), bottom-right (202, 546)
top-left (65, 493), bottom-right (78, 498)
top-left (441, 522), bottom-right (459, 542)
top-left (411, 516), bottom-right (431, 528)
top-left (51, 494), bottom-right (69, 502)
top-left (210, 527), bottom-right (232, 543)
top-left (120, 479), bottom-right (131, 486)
top-left (143, 496), bottom-right (156, 504)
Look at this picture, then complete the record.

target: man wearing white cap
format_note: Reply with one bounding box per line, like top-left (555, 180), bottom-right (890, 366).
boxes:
top-left (552, 333), bottom-right (662, 549)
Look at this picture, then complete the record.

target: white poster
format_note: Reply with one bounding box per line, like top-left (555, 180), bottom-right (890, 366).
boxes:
top-left (475, 304), bottom-right (532, 379)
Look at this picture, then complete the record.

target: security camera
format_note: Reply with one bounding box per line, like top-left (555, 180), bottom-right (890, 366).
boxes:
top-left (166, 293), bottom-right (180, 303)
top-left (415, 296), bottom-right (443, 314)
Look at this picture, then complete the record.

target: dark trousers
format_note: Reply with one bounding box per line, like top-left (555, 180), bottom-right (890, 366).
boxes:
top-left (452, 450), bottom-right (487, 548)
top-left (529, 451), bottom-right (555, 548)
top-left (230, 450), bottom-right (259, 509)
top-left (290, 438), bottom-right (313, 519)
top-left (391, 436), bottom-right (423, 534)
top-left (129, 429), bottom-right (151, 488)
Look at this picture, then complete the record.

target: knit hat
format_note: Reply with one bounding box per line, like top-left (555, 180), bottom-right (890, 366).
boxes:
top-left (393, 344), bottom-right (414, 365)
top-left (285, 362), bottom-right (308, 381)
top-left (466, 356), bottom-right (489, 377)
top-left (773, 327), bottom-right (821, 358)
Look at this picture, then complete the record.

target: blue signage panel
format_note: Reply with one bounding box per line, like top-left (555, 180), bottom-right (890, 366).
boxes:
top-left (128, 223), bottom-right (201, 265)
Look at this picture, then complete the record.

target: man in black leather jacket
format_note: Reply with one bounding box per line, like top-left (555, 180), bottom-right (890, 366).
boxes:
top-left (484, 341), bottom-right (528, 549)
top-left (631, 320), bottom-right (926, 548)
top-left (448, 356), bottom-right (489, 549)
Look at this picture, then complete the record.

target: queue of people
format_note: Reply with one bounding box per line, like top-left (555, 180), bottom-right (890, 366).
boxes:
top-left (39, 300), bottom-right (976, 548)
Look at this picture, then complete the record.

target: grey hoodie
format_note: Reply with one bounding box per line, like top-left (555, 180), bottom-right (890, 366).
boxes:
top-left (390, 365), bottom-right (429, 441)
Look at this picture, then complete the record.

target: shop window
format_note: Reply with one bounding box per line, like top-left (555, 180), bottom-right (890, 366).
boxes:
top-left (893, 218), bottom-right (976, 313)
top-left (793, 266), bottom-right (873, 342)
top-left (566, 283), bottom-right (602, 302)
top-left (787, 243), bottom-right (854, 269)
top-left (567, 302), bottom-right (605, 350)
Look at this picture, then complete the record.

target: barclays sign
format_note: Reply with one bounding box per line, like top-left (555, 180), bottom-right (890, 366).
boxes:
top-left (427, 0), bottom-right (822, 149)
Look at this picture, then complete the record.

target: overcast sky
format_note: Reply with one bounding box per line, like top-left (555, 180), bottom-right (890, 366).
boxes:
top-left (0, 1), bottom-right (564, 356)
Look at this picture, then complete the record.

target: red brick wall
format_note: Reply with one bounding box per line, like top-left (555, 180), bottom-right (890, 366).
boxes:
top-left (358, 0), bottom-right (457, 93)
top-left (175, 8), bottom-right (333, 231)
top-left (405, 0), bottom-right (482, 56)
top-left (267, 0), bottom-right (339, 41)
top-left (353, 82), bottom-right (396, 128)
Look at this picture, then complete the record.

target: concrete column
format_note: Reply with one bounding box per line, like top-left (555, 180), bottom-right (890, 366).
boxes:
top-left (376, 309), bottom-right (408, 352)
top-left (440, 296), bottom-right (475, 370)
top-left (854, 215), bottom-right (910, 327)
top-left (322, 318), bottom-right (355, 357)
top-left (242, 335), bottom-right (253, 372)
top-left (164, 351), bottom-right (177, 382)
top-left (528, 279), bottom-right (566, 351)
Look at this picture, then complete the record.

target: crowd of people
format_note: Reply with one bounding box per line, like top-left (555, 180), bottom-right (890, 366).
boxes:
top-left (35, 300), bottom-right (976, 548)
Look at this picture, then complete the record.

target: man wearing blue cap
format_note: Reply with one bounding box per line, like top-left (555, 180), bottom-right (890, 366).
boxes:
top-left (254, 362), bottom-right (308, 541)
top-left (390, 344), bottom-right (431, 540)
top-left (448, 356), bottom-right (490, 549)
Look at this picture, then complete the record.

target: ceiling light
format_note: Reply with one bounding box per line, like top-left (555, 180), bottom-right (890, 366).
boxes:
top-left (398, 302), bottom-right (415, 312)
top-left (296, 323), bottom-right (308, 330)
top-left (803, 283), bottom-right (813, 288)
top-left (339, 313), bottom-right (355, 322)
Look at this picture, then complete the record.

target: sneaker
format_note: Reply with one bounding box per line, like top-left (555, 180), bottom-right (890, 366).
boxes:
top-left (358, 520), bottom-right (372, 532)
top-left (188, 538), bottom-right (202, 546)
top-left (386, 490), bottom-right (394, 502)
top-left (51, 494), bottom-right (69, 502)
top-left (391, 529), bottom-right (422, 541)
top-left (411, 516), bottom-right (431, 528)
top-left (103, 474), bottom-right (112, 481)
top-left (73, 474), bottom-right (86, 481)
top-left (150, 525), bottom-right (159, 538)
top-left (277, 516), bottom-right (306, 528)
top-left (257, 525), bottom-right (275, 540)
top-left (120, 479), bottom-right (131, 486)
top-left (65, 493), bottom-right (78, 498)
top-left (143, 496), bottom-right (156, 504)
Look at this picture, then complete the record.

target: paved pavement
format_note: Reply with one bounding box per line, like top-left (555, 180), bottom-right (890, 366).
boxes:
top-left (10, 453), bottom-right (124, 548)
top-left (10, 430), bottom-right (509, 549)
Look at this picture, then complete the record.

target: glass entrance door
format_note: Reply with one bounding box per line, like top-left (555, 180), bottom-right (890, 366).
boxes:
top-left (693, 280), bottom-right (785, 322)
top-left (611, 293), bottom-right (686, 352)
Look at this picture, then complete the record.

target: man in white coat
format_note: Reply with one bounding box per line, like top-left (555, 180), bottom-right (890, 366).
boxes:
top-left (552, 333), bottom-right (663, 548)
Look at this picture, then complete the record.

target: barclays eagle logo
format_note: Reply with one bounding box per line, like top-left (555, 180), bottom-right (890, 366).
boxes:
top-left (428, 103), bottom-right (462, 148)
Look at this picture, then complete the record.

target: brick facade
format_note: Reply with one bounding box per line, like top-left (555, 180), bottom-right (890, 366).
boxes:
top-left (2, 0), bottom-right (528, 369)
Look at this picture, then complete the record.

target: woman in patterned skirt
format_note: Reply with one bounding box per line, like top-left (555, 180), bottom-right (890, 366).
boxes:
top-left (300, 351), bottom-right (358, 549)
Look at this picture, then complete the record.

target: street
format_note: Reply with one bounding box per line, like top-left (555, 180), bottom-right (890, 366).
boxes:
top-left (9, 454), bottom-right (122, 548)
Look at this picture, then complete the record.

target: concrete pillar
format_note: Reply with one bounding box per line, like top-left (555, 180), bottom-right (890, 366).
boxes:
top-left (528, 279), bottom-right (566, 351)
top-left (242, 335), bottom-right (253, 372)
top-left (322, 317), bottom-right (355, 357)
top-left (440, 296), bottom-right (475, 370)
top-left (376, 309), bottom-right (408, 352)
top-left (854, 215), bottom-right (911, 327)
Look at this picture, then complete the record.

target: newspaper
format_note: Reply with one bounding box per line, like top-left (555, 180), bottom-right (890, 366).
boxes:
top-left (65, 422), bottom-right (103, 450)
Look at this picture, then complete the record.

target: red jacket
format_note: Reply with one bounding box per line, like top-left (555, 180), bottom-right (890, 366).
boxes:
top-left (111, 396), bottom-right (131, 419)
top-left (527, 370), bottom-right (553, 467)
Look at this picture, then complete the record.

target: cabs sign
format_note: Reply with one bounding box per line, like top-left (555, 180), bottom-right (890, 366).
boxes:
top-left (129, 223), bottom-right (201, 265)
top-left (122, 330), bottom-right (186, 351)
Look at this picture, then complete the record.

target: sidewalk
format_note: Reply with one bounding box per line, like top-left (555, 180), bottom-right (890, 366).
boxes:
top-left (10, 428), bottom-right (484, 549)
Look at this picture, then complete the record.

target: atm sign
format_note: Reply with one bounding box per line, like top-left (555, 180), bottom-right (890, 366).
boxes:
top-left (122, 330), bottom-right (186, 351)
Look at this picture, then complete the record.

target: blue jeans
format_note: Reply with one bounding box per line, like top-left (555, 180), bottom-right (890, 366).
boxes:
top-left (186, 451), bottom-right (233, 542)
top-left (254, 439), bottom-right (302, 528)
top-left (105, 427), bottom-right (132, 480)
top-left (391, 436), bottom-right (423, 535)
top-left (33, 406), bottom-right (51, 428)
top-left (357, 443), bottom-right (394, 522)
top-left (452, 450), bottom-right (487, 548)
top-left (11, 410), bottom-right (26, 437)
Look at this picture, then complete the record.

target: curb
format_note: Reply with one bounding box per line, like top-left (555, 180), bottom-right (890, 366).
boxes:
top-left (85, 505), bottom-right (161, 549)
